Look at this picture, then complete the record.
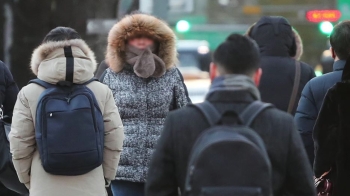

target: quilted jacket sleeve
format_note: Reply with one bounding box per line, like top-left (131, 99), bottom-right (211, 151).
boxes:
top-left (173, 68), bottom-right (191, 109)
top-left (9, 88), bottom-right (35, 185)
top-left (102, 88), bottom-right (124, 183)
top-left (294, 81), bottom-right (318, 165)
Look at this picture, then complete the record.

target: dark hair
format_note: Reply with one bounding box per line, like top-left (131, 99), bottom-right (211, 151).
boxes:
top-left (213, 34), bottom-right (260, 75)
top-left (330, 21), bottom-right (350, 60)
top-left (42, 27), bottom-right (81, 43)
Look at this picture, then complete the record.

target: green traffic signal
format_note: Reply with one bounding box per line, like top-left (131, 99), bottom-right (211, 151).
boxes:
top-left (176, 20), bottom-right (191, 33)
top-left (319, 21), bottom-right (334, 35)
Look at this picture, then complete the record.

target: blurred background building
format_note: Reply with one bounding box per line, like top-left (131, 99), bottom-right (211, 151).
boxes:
top-left (0, 0), bottom-right (348, 101)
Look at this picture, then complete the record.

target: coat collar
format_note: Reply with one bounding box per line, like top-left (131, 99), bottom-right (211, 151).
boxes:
top-left (334, 60), bottom-right (346, 71)
top-left (206, 75), bottom-right (260, 102)
top-left (206, 89), bottom-right (256, 103)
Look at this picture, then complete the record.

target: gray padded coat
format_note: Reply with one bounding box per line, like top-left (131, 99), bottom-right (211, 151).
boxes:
top-left (101, 13), bottom-right (191, 182)
top-left (102, 67), bottom-right (189, 182)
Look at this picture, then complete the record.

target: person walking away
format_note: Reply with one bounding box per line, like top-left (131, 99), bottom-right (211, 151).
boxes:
top-left (246, 16), bottom-right (315, 115)
top-left (9, 27), bottom-right (124, 196)
top-left (295, 21), bottom-right (350, 166)
top-left (100, 13), bottom-right (190, 195)
top-left (313, 54), bottom-right (350, 196)
top-left (145, 34), bottom-right (316, 196)
top-left (0, 61), bottom-right (20, 196)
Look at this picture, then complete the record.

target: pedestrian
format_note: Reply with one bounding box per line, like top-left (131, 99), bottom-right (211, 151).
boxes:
top-left (0, 60), bottom-right (20, 196)
top-left (9, 27), bottom-right (124, 196)
top-left (100, 13), bottom-right (190, 195)
top-left (0, 61), bottom-right (18, 122)
top-left (295, 21), bottom-right (350, 166)
top-left (145, 34), bottom-right (316, 196)
top-left (313, 53), bottom-right (350, 196)
top-left (95, 60), bottom-right (108, 79)
top-left (246, 16), bottom-right (315, 115)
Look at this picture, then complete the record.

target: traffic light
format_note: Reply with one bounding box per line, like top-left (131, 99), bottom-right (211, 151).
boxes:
top-left (305, 10), bottom-right (339, 35)
top-left (176, 20), bottom-right (191, 33)
top-left (319, 21), bottom-right (334, 35)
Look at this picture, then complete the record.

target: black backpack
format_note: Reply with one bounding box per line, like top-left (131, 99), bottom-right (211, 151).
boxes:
top-left (185, 101), bottom-right (273, 196)
top-left (28, 46), bottom-right (104, 175)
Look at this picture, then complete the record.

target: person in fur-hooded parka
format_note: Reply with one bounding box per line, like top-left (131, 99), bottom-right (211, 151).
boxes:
top-left (245, 16), bottom-right (315, 115)
top-left (9, 27), bottom-right (124, 196)
top-left (313, 57), bottom-right (350, 196)
top-left (100, 13), bottom-right (190, 195)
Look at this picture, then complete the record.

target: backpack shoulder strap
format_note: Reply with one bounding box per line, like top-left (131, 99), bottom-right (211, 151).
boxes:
top-left (28, 79), bottom-right (55, 89)
top-left (82, 78), bottom-right (99, 85)
top-left (240, 101), bottom-right (274, 127)
top-left (190, 101), bottom-right (221, 126)
top-left (288, 61), bottom-right (301, 113)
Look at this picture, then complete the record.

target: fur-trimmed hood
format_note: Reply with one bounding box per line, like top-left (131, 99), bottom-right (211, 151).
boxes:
top-left (30, 39), bottom-right (97, 84)
top-left (292, 28), bottom-right (303, 60)
top-left (105, 13), bottom-right (177, 73)
top-left (245, 17), bottom-right (303, 60)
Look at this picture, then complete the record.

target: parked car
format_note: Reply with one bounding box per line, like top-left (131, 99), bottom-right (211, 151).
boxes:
top-left (177, 40), bottom-right (211, 72)
top-left (177, 40), bottom-right (211, 103)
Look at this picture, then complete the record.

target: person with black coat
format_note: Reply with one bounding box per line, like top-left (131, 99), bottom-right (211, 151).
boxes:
top-left (145, 34), bottom-right (316, 196)
top-left (313, 56), bottom-right (350, 196)
top-left (0, 60), bottom-right (20, 196)
top-left (0, 61), bottom-right (19, 118)
top-left (295, 21), bottom-right (350, 166)
top-left (246, 16), bottom-right (315, 115)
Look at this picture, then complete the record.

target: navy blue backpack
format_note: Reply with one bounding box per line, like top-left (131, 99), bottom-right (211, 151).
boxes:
top-left (28, 46), bottom-right (104, 176)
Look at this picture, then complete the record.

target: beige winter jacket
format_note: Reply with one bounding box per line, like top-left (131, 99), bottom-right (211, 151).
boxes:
top-left (9, 39), bottom-right (124, 196)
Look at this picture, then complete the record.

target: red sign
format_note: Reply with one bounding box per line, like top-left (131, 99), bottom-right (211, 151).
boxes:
top-left (306, 10), bottom-right (341, 23)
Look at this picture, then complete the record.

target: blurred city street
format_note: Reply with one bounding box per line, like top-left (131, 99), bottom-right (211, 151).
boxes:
top-left (1, 0), bottom-right (349, 196)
